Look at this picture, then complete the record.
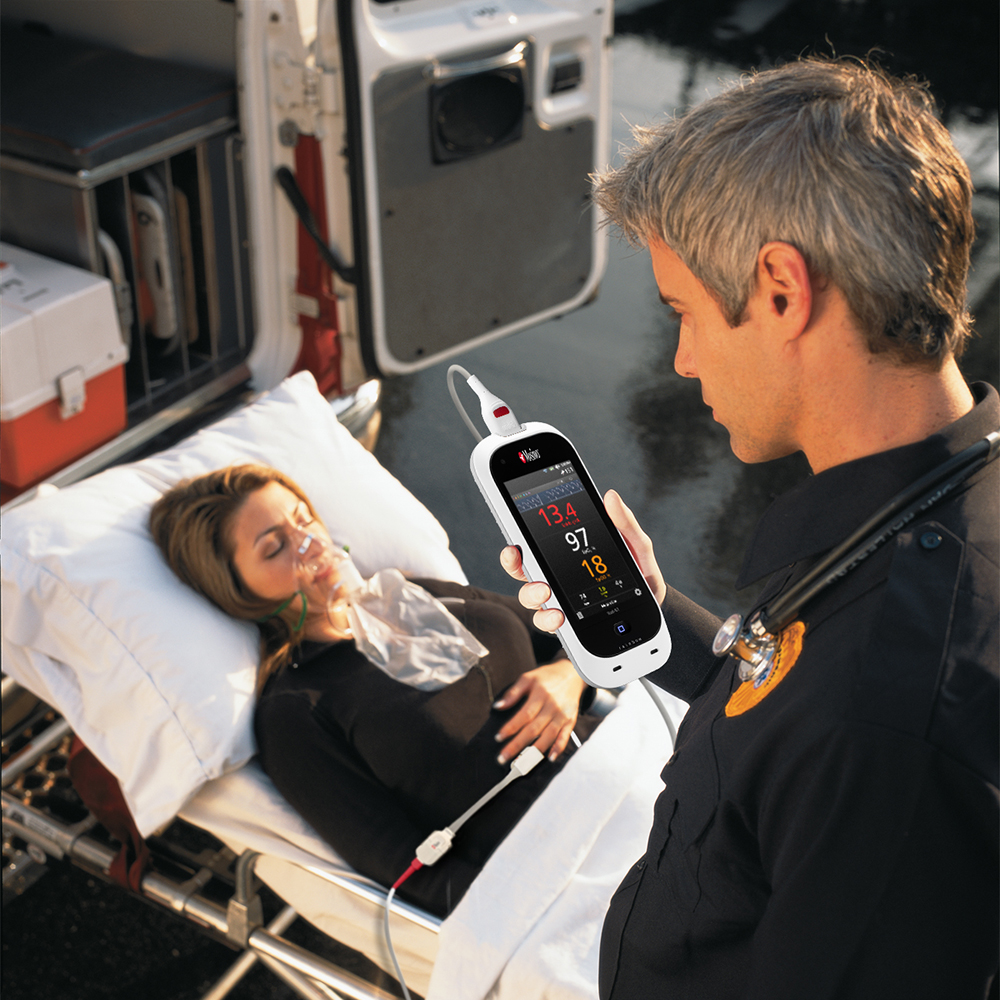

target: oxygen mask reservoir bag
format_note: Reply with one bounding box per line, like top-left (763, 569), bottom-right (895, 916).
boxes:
top-left (292, 530), bottom-right (487, 691)
top-left (347, 570), bottom-right (488, 691)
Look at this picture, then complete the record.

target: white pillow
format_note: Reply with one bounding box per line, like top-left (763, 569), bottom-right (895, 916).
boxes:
top-left (1, 372), bottom-right (466, 835)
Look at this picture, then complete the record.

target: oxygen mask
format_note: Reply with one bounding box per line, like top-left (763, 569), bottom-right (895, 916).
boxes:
top-left (289, 522), bottom-right (489, 685)
top-left (290, 525), bottom-right (359, 623)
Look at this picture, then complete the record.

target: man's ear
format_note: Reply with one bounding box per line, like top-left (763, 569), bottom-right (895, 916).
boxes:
top-left (755, 242), bottom-right (813, 338)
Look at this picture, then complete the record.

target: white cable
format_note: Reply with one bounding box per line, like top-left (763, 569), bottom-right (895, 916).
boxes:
top-left (383, 886), bottom-right (414, 1000)
top-left (382, 745), bottom-right (545, 997)
top-left (639, 676), bottom-right (678, 747)
top-left (447, 745), bottom-right (543, 834)
top-left (447, 364), bottom-right (482, 441)
top-left (446, 365), bottom-right (524, 439)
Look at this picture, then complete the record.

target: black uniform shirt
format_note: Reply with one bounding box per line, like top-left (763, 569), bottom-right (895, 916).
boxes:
top-left (600, 383), bottom-right (999, 1000)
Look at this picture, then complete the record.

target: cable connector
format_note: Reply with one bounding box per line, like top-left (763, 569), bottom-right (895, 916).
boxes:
top-left (509, 744), bottom-right (544, 777)
top-left (392, 858), bottom-right (424, 890)
top-left (384, 741), bottom-right (545, 1000)
top-left (415, 828), bottom-right (454, 867)
top-left (466, 375), bottom-right (523, 437)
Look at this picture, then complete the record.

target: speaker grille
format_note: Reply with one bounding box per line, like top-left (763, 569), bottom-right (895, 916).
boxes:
top-left (431, 69), bottom-right (524, 163)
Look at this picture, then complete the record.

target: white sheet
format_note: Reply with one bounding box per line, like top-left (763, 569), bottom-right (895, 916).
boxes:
top-left (181, 680), bottom-right (683, 1000)
top-left (429, 681), bottom-right (682, 1000)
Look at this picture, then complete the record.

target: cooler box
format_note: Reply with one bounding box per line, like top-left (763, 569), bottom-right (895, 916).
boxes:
top-left (1, 242), bottom-right (128, 488)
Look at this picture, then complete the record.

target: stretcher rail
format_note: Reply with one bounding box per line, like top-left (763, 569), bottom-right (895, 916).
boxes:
top-left (1, 717), bottom-right (74, 788)
top-left (2, 771), bottom-right (411, 1000)
top-left (202, 904), bottom-right (299, 1000)
top-left (300, 864), bottom-right (443, 934)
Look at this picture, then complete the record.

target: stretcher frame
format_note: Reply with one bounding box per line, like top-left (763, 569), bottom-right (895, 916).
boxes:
top-left (1, 677), bottom-right (440, 1000)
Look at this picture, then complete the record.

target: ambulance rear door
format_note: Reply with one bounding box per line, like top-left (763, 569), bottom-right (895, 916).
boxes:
top-left (249, 0), bottom-right (613, 380)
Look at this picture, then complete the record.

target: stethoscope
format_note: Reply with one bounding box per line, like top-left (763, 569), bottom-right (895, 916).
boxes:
top-left (713, 431), bottom-right (1000, 684)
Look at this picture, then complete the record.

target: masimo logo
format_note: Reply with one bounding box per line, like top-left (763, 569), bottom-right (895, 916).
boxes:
top-left (519, 448), bottom-right (541, 463)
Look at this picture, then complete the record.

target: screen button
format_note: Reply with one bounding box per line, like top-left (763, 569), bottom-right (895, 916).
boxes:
top-left (613, 620), bottom-right (630, 635)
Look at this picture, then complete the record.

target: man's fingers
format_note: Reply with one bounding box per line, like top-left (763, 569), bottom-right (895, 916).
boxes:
top-left (505, 552), bottom-right (559, 627)
top-left (519, 581), bottom-right (563, 633)
top-left (532, 607), bottom-right (564, 632)
top-left (500, 545), bottom-right (527, 582)
top-left (604, 489), bottom-right (649, 557)
top-left (518, 581), bottom-right (551, 610)
top-left (604, 489), bottom-right (667, 604)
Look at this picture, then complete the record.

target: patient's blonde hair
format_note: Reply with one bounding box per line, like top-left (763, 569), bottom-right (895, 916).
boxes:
top-left (149, 463), bottom-right (320, 689)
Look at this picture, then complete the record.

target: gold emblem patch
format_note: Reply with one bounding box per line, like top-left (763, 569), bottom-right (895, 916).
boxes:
top-left (725, 620), bottom-right (806, 717)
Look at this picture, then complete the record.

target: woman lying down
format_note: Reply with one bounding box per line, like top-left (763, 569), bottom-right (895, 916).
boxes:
top-left (150, 464), bottom-right (599, 918)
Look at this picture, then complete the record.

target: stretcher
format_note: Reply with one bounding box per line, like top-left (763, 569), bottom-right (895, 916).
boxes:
top-left (2, 372), bottom-right (685, 999)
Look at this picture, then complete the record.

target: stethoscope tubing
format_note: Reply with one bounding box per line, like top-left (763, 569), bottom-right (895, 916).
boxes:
top-left (760, 430), bottom-right (1000, 634)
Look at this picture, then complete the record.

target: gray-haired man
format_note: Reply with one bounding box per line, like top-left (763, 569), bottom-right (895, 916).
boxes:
top-left (504, 56), bottom-right (998, 999)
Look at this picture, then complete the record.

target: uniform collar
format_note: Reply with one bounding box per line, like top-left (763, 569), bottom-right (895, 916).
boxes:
top-left (736, 382), bottom-right (999, 589)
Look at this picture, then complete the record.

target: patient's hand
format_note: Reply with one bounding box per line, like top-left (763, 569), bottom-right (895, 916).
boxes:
top-left (500, 489), bottom-right (667, 633)
top-left (493, 659), bottom-right (586, 764)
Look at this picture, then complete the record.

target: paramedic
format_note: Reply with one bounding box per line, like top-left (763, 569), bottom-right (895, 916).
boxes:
top-left (150, 463), bottom-right (596, 917)
top-left (503, 57), bottom-right (999, 998)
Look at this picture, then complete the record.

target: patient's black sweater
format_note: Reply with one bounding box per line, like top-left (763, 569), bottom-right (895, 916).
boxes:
top-left (253, 580), bottom-right (591, 917)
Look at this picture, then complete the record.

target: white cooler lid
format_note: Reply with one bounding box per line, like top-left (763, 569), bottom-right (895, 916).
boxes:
top-left (0, 243), bottom-right (128, 422)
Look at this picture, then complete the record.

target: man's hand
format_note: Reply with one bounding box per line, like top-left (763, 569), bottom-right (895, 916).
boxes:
top-left (493, 659), bottom-right (586, 763)
top-left (500, 489), bottom-right (667, 633)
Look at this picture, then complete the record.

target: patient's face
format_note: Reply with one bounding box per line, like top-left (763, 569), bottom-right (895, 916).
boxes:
top-left (229, 482), bottom-right (340, 609)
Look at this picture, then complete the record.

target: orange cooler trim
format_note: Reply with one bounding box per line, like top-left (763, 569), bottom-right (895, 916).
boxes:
top-left (0, 365), bottom-right (126, 487)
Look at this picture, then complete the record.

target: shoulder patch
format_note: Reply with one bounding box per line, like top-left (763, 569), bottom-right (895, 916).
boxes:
top-left (725, 620), bottom-right (806, 717)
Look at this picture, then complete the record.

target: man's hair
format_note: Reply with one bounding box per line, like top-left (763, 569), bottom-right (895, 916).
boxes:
top-left (149, 463), bottom-right (320, 689)
top-left (593, 56), bottom-right (974, 363)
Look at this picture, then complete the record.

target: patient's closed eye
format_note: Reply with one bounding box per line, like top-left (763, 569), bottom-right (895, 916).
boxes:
top-left (264, 509), bottom-right (316, 559)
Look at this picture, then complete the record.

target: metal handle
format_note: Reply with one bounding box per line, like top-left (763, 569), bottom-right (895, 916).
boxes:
top-left (427, 41), bottom-right (525, 81)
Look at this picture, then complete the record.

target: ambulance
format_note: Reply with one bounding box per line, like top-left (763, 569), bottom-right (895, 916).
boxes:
top-left (0, 0), bottom-right (612, 502)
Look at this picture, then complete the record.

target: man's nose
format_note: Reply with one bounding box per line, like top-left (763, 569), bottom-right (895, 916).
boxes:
top-left (673, 326), bottom-right (698, 379)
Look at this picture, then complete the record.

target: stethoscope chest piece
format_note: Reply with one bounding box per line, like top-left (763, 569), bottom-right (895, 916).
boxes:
top-left (712, 613), bottom-right (743, 657)
top-left (713, 611), bottom-right (781, 685)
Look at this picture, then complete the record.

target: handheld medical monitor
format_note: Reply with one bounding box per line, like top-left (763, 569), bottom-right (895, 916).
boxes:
top-left (471, 422), bottom-right (670, 687)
